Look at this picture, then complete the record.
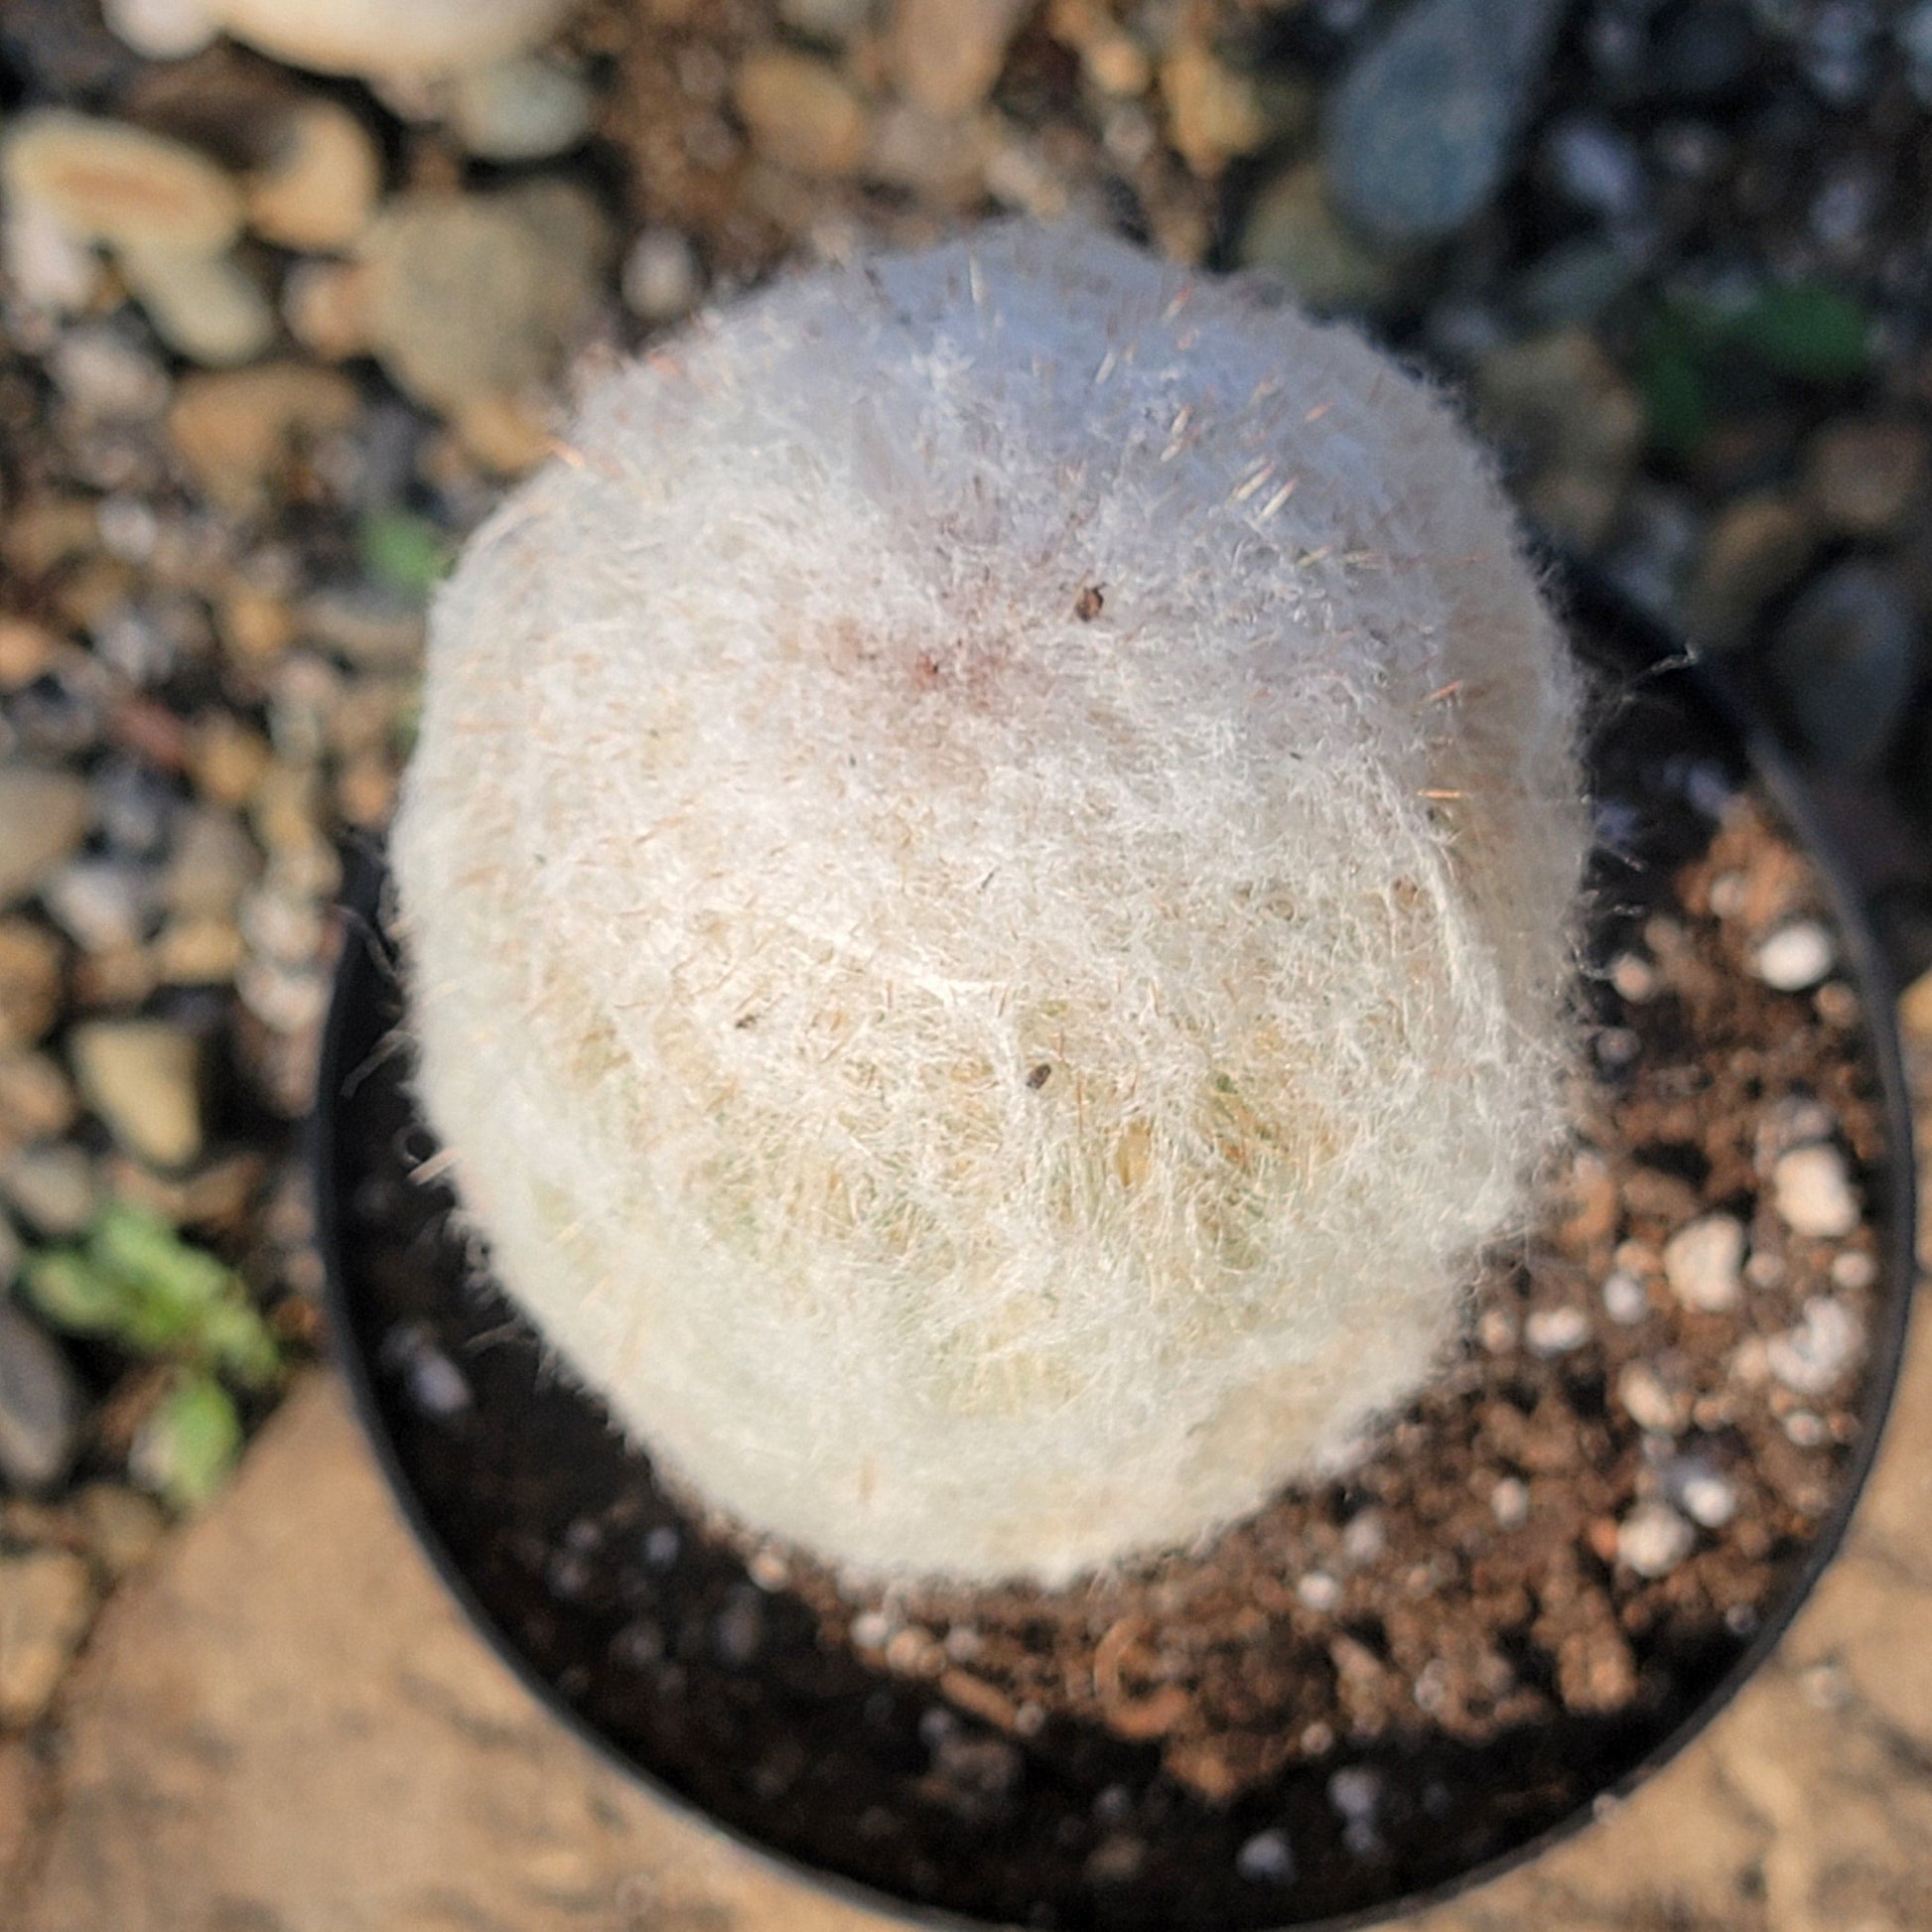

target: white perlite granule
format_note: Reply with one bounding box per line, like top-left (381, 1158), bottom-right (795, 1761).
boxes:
top-left (394, 222), bottom-right (1587, 1584)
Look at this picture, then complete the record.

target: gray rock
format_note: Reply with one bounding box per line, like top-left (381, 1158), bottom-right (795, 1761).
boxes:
top-left (1, 1141), bottom-right (98, 1236)
top-left (1902, 1), bottom-right (1932, 104)
top-left (42, 856), bottom-right (157, 953)
top-left (359, 181), bottom-right (611, 418)
top-left (0, 764), bottom-right (92, 906)
top-left (1515, 235), bottom-right (1644, 328)
top-left (1543, 116), bottom-right (1645, 220)
top-left (1236, 1829), bottom-right (1297, 1883)
top-left (0, 1300), bottom-right (84, 1491)
top-left (1651, 0), bottom-right (1757, 101)
top-left (1324, 0), bottom-right (1571, 245)
top-left (447, 55), bottom-right (595, 162)
top-left (1768, 561), bottom-right (1917, 769)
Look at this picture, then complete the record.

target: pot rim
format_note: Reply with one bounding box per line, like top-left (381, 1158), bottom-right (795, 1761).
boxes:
top-left (311, 559), bottom-right (1920, 1932)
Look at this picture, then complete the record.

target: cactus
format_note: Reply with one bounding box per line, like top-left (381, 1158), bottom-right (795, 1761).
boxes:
top-left (394, 223), bottom-right (1587, 1585)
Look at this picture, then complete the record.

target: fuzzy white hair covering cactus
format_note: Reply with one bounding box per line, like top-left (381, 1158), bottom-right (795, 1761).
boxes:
top-left (393, 222), bottom-right (1587, 1586)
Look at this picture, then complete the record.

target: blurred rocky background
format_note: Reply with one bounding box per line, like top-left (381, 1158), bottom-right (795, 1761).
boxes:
top-left (3, 0), bottom-right (1932, 1905)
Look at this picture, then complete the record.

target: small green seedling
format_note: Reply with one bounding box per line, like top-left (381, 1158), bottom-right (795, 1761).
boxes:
top-left (23, 1202), bottom-right (281, 1509)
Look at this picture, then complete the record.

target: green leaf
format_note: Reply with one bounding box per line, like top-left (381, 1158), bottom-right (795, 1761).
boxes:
top-left (91, 1202), bottom-right (231, 1321)
top-left (1731, 283), bottom-right (1871, 382)
top-left (26, 1205), bottom-right (282, 1385)
top-left (359, 510), bottom-right (453, 600)
top-left (132, 1371), bottom-right (242, 1512)
top-left (22, 1250), bottom-right (132, 1335)
top-left (1637, 342), bottom-right (1710, 460)
top-left (199, 1299), bottom-right (282, 1390)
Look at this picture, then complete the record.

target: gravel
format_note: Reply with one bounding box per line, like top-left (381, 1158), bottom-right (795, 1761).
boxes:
top-left (1772, 1144), bottom-right (1862, 1239)
top-left (0, 1301), bottom-right (83, 1491)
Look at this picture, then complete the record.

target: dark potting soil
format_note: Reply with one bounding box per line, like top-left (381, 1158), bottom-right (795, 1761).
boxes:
top-left (323, 614), bottom-right (1900, 1932)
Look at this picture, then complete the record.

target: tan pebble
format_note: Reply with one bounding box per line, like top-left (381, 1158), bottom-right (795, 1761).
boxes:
top-left (0, 1550), bottom-right (94, 1728)
top-left (217, 588), bottom-right (297, 665)
top-left (191, 716), bottom-right (274, 808)
top-left (244, 98), bottom-right (381, 251)
top-left (0, 618), bottom-right (60, 691)
top-left (69, 1018), bottom-right (206, 1170)
top-left (891, 0), bottom-right (1030, 119)
top-left (1, 111), bottom-right (241, 254)
top-left (733, 51), bottom-right (871, 178)
top-left (0, 921), bottom-right (65, 1050)
top-left (1802, 417), bottom-right (1928, 538)
top-left (453, 392), bottom-right (554, 476)
top-left (0, 765), bottom-right (91, 907)
top-left (282, 259), bottom-right (374, 361)
top-left (71, 1483), bottom-right (166, 1579)
top-left (119, 245), bottom-right (275, 368)
top-left (168, 362), bottom-right (360, 515)
top-left (1682, 491), bottom-right (1818, 653)
top-left (154, 916), bottom-right (245, 985)
top-left (1160, 40), bottom-right (1268, 178)
top-left (1899, 966), bottom-right (1932, 1044)
top-left (0, 1049), bottom-right (77, 1144)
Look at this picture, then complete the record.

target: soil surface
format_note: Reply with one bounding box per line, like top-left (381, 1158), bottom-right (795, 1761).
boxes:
top-left (323, 598), bottom-right (1901, 1932)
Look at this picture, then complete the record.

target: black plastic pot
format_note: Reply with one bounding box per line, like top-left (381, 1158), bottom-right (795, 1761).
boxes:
top-left (314, 564), bottom-right (1916, 1932)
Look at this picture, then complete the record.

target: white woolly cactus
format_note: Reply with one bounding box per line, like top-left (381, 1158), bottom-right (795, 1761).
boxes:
top-left (394, 223), bottom-right (1587, 1586)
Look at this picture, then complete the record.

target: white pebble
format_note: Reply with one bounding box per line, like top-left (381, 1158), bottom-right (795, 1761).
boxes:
top-left (1327, 1766), bottom-right (1381, 1821)
top-left (1616, 1500), bottom-right (1695, 1578)
top-left (1673, 1466), bottom-right (1737, 1529)
top-left (851, 1609), bottom-right (893, 1648)
top-left (1783, 1410), bottom-right (1829, 1448)
top-left (1767, 1298), bottom-right (1863, 1396)
top-left (1664, 1215), bottom-right (1746, 1313)
top-left (1608, 952), bottom-right (1656, 1001)
top-left (408, 1349), bottom-right (472, 1418)
top-left (1617, 1360), bottom-right (1684, 1434)
top-left (1297, 1571), bottom-right (1342, 1612)
top-left (622, 226), bottom-right (703, 324)
top-left (102, 0), bottom-right (217, 58)
top-left (1831, 1250), bottom-right (1876, 1291)
top-left (1236, 1829), bottom-right (1296, 1883)
top-left (1490, 1476), bottom-right (1530, 1528)
top-left (1477, 1308), bottom-right (1518, 1353)
top-left (1754, 921), bottom-right (1835, 992)
top-left (1525, 1305), bottom-right (1591, 1357)
top-left (1340, 1508), bottom-right (1387, 1564)
top-left (1594, 1027), bottom-right (1641, 1068)
top-left (1601, 1271), bottom-right (1649, 1324)
top-left (1708, 871), bottom-right (1748, 918)
top-left (1772, 1144), bottom-right (1860, 1239)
